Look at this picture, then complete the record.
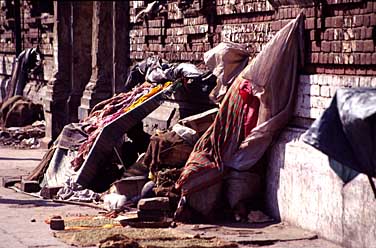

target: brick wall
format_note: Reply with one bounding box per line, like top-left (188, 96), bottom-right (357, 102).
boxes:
top-left (0, 0), bottom-right (54, 90)
top-left (130, 0), bottom-right (375, 74)
top-left (129, 0), bottom-right (376, 125)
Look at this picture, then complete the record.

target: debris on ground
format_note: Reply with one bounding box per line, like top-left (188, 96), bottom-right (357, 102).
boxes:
top-left (8, 13), bottom-right (312, 248)
top-left (0, 120), bottom-right (45, 148)
top-left (53, 216), bottom-right (238, 248)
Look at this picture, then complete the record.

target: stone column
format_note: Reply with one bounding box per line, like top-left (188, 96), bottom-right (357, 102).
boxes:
top-left (67, 2), bottom-right (93, 123)
top-left (78, 1), bottom-right (113, 120)
top-left (113, 1), bottom-right (130, 94)
top-left (43, 1), bottom-right (72, 144)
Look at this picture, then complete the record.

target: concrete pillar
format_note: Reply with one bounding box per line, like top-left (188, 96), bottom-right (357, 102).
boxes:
top-left (67, 2), bottom-right (93, 123)
top-left (113, 1), bottom-right (130, 94)
top-left (78, 1), bottom-right (113, 120)
top-left (43, 1), bottom-right (72, 143)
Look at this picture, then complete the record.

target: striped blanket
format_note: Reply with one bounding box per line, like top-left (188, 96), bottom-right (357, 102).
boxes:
top-left (176, 78), bottom-right (259, 194)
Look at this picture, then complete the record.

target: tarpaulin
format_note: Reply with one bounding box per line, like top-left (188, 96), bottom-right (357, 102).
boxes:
top-left (302, 88), bottom-right (376, 187)
top-left (227, 13), bottom-right (305, 170)
top-left (204, 42), bottom-right (251, 103)
top-left (176, 14), bottom-right (304, 214)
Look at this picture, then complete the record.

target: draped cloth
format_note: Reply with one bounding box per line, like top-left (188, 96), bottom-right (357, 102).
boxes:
top-left (176, 13), bottom-right (305, 195)
top-left (176, 78), bottom-right (260, 194)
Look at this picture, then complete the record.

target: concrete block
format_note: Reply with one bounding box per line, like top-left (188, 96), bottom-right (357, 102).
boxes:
top-left (20, 180), bottom-right (41, 193)
top-left (50, 217), bottom-right (65, 231)
top-left (137, 210), bottom-right (170, 221)
top-left (40, 186), bottom-right (62, 199)
top-left (113, 176), bottom-right (148, 199)
top-left (137, 197), bottom-right (170, 211)
top-left (266, 128), bottom-right (376, 248)
top-left (310, 85), bottom-right (320, 96)
top-left (320, 85), bottom-right (331, 97)
top-left (2, 177), bottom-right (22, 188)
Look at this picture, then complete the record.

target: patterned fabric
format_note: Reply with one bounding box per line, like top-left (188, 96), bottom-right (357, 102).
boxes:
top-left (71, 82), bottom-right (172, 171)
top-left (176, 78), bottom-right (259, 194)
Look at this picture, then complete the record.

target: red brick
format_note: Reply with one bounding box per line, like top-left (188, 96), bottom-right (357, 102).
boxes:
top-left (334, 68), bottom-right (345, 74)
top-left (292, 8), bottom-right (299, 18)
top-left (353, 28), bottom-right (362, 39)
top-left (366, 68), bottom-right (376, 76)
top-left (328, 53), bottom-right (334, 64)
top-left (333, 53), bottom-right (342, 64)
top-left (306, 8), bottom-right (315, 18)
top-left (350, 8), bottom-right (360, 16)
top-left (328, 29), bottom-right (334, 40)
top-left (370, 14), bottom-right (376, 26)
top-left (343, 16), bottom-right (353, 28)
top-left (333, 29), bottom-right (344, 40)
top-left (360, 53), bottom-right (371, 64)
top-left (332, 16), bottom-right (343, 28)
top-left (365, 27), bottom-right (373, 39)
top-left (353, 15), bottom-right (363, 27)
top-left (365, 1), bottom-right (374, 14)
top-left (332, 41), bottom-right (341, 52)
top-left (372, 53), bottom-right (376, 64)
top-left (321, 41), bottom-right (331, 52)
top-left (345, 68), bottom-right (356, 75)
top-left (353, 53), bottom-right (361, 64)
top-left (310, 30), bottom-right (316, 40)
top-left (323, 31), bottom-right (329, 40)
top-left (325, 17), bottom-right (333, 28)
top-left (287, 8), bottom-right (292, 18)
top-left (305, 18), bottom-right (315, 30)
top-left (334, 10), bottom-right (343, 16)
top-left (271, 21), bottom-right (281, 31)
top-left (311, 41), bottom-right (320, 52)
top-left (363, 15), bottom-right (370, 27)
top-left (325, 67), bottom-right (335, 74)
top-left (311, 52), bottom-right (319, 63)
top-left (356, 68), bottom-right (367, 75)
top-left (317, 67), bottom-right (325, 73)
top-left (352, 40), bottom-right (363, 52)
top-left (363, 40), bottom-right (375, 52)
top-left (360, 27), bottom-right (373, 39)
top-left (319, 53), bottom-right (328, 64)
top-left (360, 53), bottom-right (367, 65)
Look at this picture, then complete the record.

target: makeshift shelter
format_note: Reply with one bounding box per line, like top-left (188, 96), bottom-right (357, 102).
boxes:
top-left (175, 13), bottom-right (305, 218)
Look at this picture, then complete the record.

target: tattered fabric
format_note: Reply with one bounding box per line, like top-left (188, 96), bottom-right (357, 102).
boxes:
top-left (176, 13), bottom-right (305, 195)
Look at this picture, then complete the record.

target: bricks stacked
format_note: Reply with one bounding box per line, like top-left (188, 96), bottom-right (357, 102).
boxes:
top-left (0, 1), bottom-right (54, 84)
top-left (216, 0), bottom-right (274, 15)
top-left (128, 0), bottom-right (375, 123)
top-left (130, 0), bottom-right (210, 62)
top-left (129, 0), bottom-right (375, 76)
top-left (129, 0), bottom-right (278, 62)
top-left (0, 1), bottom-right (16, 54)
top-left (295, 74), bottom-right (376, 119)
top-left (303, 1), bottom-right (376, 76)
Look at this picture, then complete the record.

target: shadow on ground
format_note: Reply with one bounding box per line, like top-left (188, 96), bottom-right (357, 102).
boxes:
top-left (0, 196), bottom-right (63, 207)
top-left (0, 156), bottom-right (41, 161)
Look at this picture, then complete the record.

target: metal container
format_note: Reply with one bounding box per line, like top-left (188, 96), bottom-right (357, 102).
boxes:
top-left (113, 176), bottom-right (148, 198)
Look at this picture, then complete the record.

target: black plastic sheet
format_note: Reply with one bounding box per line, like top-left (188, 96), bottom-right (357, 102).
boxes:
top-left (302, 88), bottom-right (376, 196)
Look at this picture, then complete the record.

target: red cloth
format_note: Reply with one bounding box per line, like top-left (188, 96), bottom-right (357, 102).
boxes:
top-left (239, 80), bottom-right (260, 138)
top-left (176, 79), bottom-right (261, 194)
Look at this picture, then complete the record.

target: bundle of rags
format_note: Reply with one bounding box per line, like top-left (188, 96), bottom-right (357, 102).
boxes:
top-left (71, 82), bottom-right (171, 171)
top-left (27, 82), bottom-right (170, 187)
top-left (176, 13), bottom-right (305, 217)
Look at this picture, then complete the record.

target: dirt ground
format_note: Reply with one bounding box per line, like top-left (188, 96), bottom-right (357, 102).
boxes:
top-left (0, 147), bottom-right (342, 248)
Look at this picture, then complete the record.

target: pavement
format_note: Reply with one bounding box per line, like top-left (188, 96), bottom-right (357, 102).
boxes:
top-left (0, 147), bottom-right (343, 248)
